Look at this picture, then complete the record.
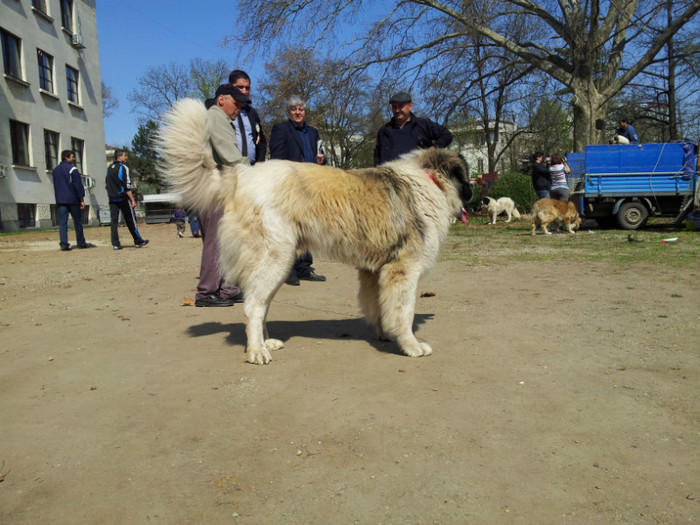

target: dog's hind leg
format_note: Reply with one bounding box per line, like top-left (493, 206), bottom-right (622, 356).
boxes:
top-left (377, 261), bottom-right (432, 357)
top-left (358, 269), bottom-right (387, 340)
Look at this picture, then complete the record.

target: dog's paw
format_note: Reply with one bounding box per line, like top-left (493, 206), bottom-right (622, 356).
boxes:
top-left (265, 338), bottom-right (284, 351)
top-left (246, 346), bottom-right (272, 365)
top-left (402, 341), bottom-right (433, 357)
top-left (375, 327), bottom-right (390, 341)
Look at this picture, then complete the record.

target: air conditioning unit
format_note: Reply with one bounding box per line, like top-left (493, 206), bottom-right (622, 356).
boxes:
top-left (72, 33), bottom-right (86, 49)
top-left (83, 176), bottom-right (94, 188)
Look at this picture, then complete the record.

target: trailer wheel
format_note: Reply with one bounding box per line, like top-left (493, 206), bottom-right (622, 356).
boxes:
top-left (616, 201), bottom-right (649, 230)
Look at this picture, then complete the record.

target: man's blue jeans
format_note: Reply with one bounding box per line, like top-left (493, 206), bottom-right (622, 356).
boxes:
top-left (58, 204), bottom-right (86, 248)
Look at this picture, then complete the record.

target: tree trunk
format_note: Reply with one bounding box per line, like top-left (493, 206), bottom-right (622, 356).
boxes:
top-left (667, 1), bottom-right (678, 141)
top-left (571, 82), bottom-right (607, 152)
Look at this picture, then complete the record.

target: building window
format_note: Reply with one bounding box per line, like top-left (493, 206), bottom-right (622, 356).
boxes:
top-left (66, 65), bottom-right (79, 103)
top-left (60, 0), bottom-right (74, 32)
top-left (17, 204), bottom-right (36, 229)
top-left (37, 49), bottom-right (54, 92)
top-left (44, 129), bottom-right (59, 171)
top-left (32, 0), bottom-right (49, 14)
top-left (1, 28), bottom-right (22, 79)
top-left (71, 137), bottom-right (84, 173)
top-left (10, 120), bottom-right (31, 166)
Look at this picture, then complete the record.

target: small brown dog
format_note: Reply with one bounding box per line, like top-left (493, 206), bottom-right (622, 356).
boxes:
top-left (530, 198), bottom-right (581, 235)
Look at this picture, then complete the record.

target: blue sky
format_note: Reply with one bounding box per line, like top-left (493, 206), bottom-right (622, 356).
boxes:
top-left (97, 0), bottom-right (263, 147)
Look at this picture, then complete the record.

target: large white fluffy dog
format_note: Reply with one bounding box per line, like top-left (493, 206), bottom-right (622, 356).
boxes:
top-left (159, 99), bottom-right (472, 365)
top-left (484, 196), bottom-right (521, 224)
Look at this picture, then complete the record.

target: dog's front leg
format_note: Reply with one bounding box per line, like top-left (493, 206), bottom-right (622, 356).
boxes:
top-left (378, 263), bottom-right (432, 358)
top-left (244, 302), bottom-right (274, 364)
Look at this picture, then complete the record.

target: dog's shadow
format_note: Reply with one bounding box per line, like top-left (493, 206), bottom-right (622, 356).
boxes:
top-left (186, 314), bottom-right (434, 356)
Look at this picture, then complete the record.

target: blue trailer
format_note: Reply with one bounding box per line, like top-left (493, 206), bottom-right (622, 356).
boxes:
top-left (569, 141), bottom-right (698, 229)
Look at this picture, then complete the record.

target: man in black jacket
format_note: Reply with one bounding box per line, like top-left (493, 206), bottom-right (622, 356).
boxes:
top-left (106, 149), bottom-right (148, 250)
top-left (228, 70), bottom-right (267, 164)
top-left (374, 92), bottom-right (453, 166)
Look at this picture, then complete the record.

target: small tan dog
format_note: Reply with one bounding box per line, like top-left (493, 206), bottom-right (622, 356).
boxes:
top-left (484, 196), bottom-right (521, 224)
top-left (530, 198), bottom-right (581, 235)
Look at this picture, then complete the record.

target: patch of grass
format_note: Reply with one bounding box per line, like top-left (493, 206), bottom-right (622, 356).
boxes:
top-left (442, 219), bottom-right (700, 268)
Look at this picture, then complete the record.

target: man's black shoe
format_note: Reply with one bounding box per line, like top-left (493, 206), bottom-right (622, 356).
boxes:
top-left (195, 294), bottom-right (235, 307)
top-left (77, 242), bottom-right (96, 249)
top-left (60, 244), bottom-right (72, 252)
top-left (135, 239), bottom-right (149, 248)
top-left (228, 292), bottom-right (245, 303)
top-left (285, 275), bottom-right (300, 286)
top-left (299, 271), bottom-right (326, 282)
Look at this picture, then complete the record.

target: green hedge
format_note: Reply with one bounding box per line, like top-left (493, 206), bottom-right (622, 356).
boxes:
top-left (469, 172), bottom-right (538, 213)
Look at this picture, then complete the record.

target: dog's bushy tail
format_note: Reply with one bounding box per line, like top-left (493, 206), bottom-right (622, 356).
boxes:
top-left (512, 207), bottom-right (521, 219)
top-left (157, 98), bottom-right (230, 212)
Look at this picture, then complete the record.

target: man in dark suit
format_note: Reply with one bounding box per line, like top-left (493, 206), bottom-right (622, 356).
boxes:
top-left (269, 96), bottom-right (327, 285)
top-left (228, 69), bottom-right (267, 164)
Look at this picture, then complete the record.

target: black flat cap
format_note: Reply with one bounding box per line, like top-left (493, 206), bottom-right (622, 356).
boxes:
top-left (389, 92), bottom-right (412, 103)
top-left (214, 84), bottom-right (247, 102)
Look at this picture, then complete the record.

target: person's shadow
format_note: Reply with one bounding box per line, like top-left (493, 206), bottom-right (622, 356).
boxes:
top-left (186, 314), bottom-right (434, 356)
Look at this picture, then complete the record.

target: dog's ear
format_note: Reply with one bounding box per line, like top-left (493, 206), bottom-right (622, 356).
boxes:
top-left (418, 149), bottom-right (472, 203)
top-left (418, 149), bottom-right (462, 178)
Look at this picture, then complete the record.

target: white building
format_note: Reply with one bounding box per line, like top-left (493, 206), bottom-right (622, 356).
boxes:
top-left (0, 0), bottom-right (106, 232)
top-left (453, 119), bottom-right (519, 176)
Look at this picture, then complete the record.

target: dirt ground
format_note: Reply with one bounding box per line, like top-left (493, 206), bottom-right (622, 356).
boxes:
top-left (1, 222), bottom-right (698, 525)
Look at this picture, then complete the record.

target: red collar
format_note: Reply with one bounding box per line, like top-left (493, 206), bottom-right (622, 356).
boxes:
top-left (426, 171), bottom-right (442, 190)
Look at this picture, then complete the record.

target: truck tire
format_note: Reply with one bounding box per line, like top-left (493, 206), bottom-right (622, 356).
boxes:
top-left (616, 201), bottom-right (649, 230)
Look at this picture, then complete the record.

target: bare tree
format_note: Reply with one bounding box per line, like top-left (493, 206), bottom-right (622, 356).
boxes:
top-left (189, 58), bottom-right (229, 100)
top-left (128, 59), bottom-right (228, 121)
top-left (101, 81), bottom-right (119, 118)
top-left (608, 3), bottom-right (700, 142)
top-left (235, 0), bottom-right (700, 151)
top-left (258, 47), bottom-right (325, 127)
top-left (259, 46), bottom-right (381, 168)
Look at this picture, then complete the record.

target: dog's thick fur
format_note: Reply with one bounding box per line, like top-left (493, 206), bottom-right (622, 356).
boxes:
top-left (159, 99), bottom-right (472, 364)
top-left (484, 196), bottom-right (521, 224)
top-left (530, 198), bottom-right (582, 235)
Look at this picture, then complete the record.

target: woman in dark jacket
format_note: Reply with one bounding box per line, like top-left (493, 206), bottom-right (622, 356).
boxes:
top-left (531, 152), bottom-right (551, 199)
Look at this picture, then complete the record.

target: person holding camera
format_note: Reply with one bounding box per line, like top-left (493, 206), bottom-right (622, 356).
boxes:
top-left (548, 154), bottom-right (571, 201)
top-left (531, 151), bottom-right (551, 199)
